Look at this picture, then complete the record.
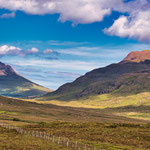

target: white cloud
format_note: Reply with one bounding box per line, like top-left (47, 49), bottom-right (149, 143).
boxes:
top-left (0, 0), bottom-right (150, 42)
top-left (0, 0), bottom-right (114, 23)
top-left (0, 45), bottom-right (41, 56)
top-left (0, 45), bottom-right (21, 55)
top-left (0, 0), bottom-right (140, 24)
top-left (27, 47), bottom-right (39, 53)
top-left (0, 12), bottom-right (15, 18)
top-left (105, 10), bottom-right (150, 42)
top-left (43, 49), bottom-right (53, 54)
top-left (104, 0), bottom-right (150, 42)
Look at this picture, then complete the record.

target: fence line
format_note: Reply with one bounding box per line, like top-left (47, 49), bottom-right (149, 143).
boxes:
top-left (0, 123), bottom-right (100, 150)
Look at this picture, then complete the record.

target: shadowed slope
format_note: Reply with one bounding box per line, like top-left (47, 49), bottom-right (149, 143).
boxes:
top-left (0, 62), bottom-right (50, 98)
top-left (41, 50), bottom-right (150, 101)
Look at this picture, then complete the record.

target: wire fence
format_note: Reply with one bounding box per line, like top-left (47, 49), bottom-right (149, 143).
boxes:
top-left (0, 123), bottom-right (101, 150)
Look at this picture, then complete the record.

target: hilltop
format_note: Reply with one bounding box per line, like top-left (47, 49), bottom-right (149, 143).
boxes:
top-left (0, 61), bottom-right (50, 98)
top-left (122, 50), bottom-right (150, 63)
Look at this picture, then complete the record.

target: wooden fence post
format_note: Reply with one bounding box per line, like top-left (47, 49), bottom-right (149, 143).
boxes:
top-left (67, 139), bottom-right (69, 147)
top-left (58, 137), bottom-right (60, 144)
top-left (52, 136), bottom-right (55, 142)
top-left (75, 141), bottom-right (78, 148)
top-left (85, 144), bottom-right (87, 150)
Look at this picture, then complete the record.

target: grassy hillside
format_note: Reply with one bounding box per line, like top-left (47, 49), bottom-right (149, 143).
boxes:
top-left (43, 61), bottom-right (150, 101)
top-left (0, 95), bottom-right (145, 124)
top-left (0, 61), bottom-right (51, 98)
top-left (1, 95), bottom-right (150, 150)
top-left (2, 122), bottom-right (150, 150)
top-left (0, 126), bottom-right (68, 150)
top-left (37, 92), bottom-right (150, 121)
top-left (22, 122), bottom-right (150, 150)
top-left (0, 74), bottom-right (51, 98)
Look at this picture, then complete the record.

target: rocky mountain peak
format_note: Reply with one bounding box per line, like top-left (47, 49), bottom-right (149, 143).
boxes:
top-left (0, 62), bottom-right (16, 76)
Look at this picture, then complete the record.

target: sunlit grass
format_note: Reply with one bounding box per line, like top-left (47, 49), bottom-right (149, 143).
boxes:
top-left (32, 84), bottom-right (51, 92)
top-left (32, 92), bottom-right (150, 121)
top-left (0, 111), bottom-right (19, 115)
top-left (117, 112), bottom-right (150, 121)
top-left (36, 92), bottom-right (150, 109)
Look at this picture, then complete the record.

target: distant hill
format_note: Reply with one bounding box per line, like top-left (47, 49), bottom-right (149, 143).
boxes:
top-left (0, 62), bottom-right (50, 98)
top-left (42, 50), bottom-right (150, 101)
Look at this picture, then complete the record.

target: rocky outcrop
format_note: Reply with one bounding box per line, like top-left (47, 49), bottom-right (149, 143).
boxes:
top-left (0, 62), bottom-right (16, 76)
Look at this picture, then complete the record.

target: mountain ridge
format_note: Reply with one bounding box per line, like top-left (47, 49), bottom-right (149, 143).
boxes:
top-left (0, 62), bottom-right (16, 75)
top-left (41, 50), bottom-right (150, 101)
top-left (0, 61), bottom-right (50, 98)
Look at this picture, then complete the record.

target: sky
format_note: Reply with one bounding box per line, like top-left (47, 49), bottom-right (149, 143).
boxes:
top-left (0, 0), bottom-right (150, 89)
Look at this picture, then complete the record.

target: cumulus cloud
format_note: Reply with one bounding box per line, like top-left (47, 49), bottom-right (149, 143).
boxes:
top-left (105, 10), bottom-right (150, 42)
top-left (0, 45), bottom-right (41, 56)
top-left (104, 0), bottom-right (150, 42)
top-left (27, 47), bottom-right (39, 54)
top-left (0, 12), bottom-right (15, 18)
top-left (0, 0), bottom-right (150, 42)
top-left (0, 0), bottom-right (113, 23)
top-left (0, 0), bottom-right (139, 23)
top-left (0, 45), bottom-right (21, 55)
top-left (0, 0), bottom-right (136, 24)
top-left (0, 45), bottom-right (59, 59)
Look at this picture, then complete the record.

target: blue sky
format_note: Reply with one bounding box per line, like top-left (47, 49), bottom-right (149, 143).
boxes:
top-left (0, 0), bottom-right (150, 89)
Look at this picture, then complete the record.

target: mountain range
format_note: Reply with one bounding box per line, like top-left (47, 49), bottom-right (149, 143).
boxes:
top-left (1, 49), bottom-right (150, 101)
top-left (43, 50), bottom-right (150, 101)
top-left (0, 62), bottom-right (50, 98)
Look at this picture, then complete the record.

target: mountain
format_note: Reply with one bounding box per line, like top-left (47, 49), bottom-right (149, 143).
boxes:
top-left (0, 62), bottom-right (50, 98)
top-left (122, 50), bottom-right (150, 63)
top-left (42, 50), bottom-right (150, 101)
